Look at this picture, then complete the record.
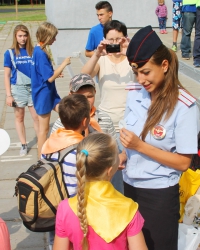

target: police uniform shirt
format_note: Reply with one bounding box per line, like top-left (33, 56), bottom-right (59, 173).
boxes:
top-left (123, 86), bottom-right (199, 189)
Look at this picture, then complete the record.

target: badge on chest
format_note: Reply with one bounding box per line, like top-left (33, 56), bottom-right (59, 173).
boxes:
top-left (151, 124), bottom-right (166, 140)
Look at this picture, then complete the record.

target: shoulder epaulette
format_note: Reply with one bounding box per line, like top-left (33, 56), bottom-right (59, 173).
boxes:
top-left (125, 82), bottom-right (142, 90)
top-left (178, 89), bottom-right (196, 107)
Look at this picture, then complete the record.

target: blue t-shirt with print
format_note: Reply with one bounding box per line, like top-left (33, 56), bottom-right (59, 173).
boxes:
top-left (85, 23), bottom-right (104, 51)
top-left (4, 48), bottom-right (32, 85)
top-left (31, 46), bottom-right (60, 115)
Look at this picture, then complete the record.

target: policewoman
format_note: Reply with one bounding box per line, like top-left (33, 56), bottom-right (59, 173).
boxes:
top-left (119, 26), bottom-right (199, 250)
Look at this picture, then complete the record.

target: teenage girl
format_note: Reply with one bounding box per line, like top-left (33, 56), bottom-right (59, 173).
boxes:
top-left (4, 24), bottom-right (39, 156)
top-left (31, 22), bottom-right (71, 157)
top-left (53, 133), bottom-right (148, 250)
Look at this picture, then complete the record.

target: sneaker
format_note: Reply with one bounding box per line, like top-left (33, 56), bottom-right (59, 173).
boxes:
top-left (171, 45), bottom-right (177, 52)
top-left (163, 30), bottom-right (168, 34)
top-left (20, 144), bottom-right (28, 156)
top-left (160, 30), bottom-right (164, 34)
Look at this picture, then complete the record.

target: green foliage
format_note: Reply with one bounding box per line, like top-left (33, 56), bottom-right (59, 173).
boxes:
top-left (0, 5), bottom-right (46, 21)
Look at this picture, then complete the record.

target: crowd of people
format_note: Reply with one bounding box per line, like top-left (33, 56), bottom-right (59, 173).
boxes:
top-left (3, 1), bottom-right (200, 250)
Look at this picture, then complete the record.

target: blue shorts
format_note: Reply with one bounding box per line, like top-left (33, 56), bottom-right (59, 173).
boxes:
top-left (172, 2), bottom-right (183, 29)
top-left (11, 84), bottom-right (33, 108)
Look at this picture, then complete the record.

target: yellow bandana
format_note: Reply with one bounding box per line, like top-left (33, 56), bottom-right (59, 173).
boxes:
top-left (69, 181), bottom-right (138, 243)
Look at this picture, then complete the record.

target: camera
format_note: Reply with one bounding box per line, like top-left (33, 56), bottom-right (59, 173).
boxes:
top-left (106, 44), bottom-right (120, 53)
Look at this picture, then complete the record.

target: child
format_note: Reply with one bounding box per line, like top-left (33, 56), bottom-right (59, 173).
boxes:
top-left (155, 0), bottom-right (168, 34)
top-left (41, 94), bottom-right (90, 250)
top-left (31, 22), bottom-right (71, 157)
top-left (51, 73), bottom-right (116, 139)
top-left (41, 94), bottom-right (90, 198)
top-left (4, 24), bottom-right (39, 156)
top-left (51, 74), bottom-right (125, 194)
top-left (53, 133), bottom-right (148, 250)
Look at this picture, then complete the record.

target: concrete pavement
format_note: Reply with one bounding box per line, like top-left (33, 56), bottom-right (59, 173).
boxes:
top-left (0, 22), bottom-right (200, 250)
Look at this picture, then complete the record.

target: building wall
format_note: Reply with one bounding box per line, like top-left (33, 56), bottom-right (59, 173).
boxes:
top-left (46, 0), bottom-right (172, 64)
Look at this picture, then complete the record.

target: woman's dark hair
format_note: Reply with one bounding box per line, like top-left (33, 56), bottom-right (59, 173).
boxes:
top-left (103, 20), bottom-right (127, 37)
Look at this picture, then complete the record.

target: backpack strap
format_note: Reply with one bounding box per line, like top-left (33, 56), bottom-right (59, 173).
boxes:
top-left (58, 143), bottom-right (79, 163)
top-left (8, 49), bottom-right (17, 69)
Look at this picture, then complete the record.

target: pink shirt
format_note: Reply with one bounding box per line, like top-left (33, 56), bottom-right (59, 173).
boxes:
top-left (0, 218), bottom-right (11, 250)
top-left (155, 4), bottom-right (168, 17)
top-left (56, 200), bottom-right (144, 250)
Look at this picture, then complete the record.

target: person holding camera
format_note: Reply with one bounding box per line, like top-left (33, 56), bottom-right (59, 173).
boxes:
top-left (4, 24), bottom-right (39, 156)
top-left (81, 20), bottom-right (135, 194)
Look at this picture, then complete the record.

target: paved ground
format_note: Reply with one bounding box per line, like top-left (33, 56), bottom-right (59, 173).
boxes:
top-left (0, 21), bottom-right (200, 250)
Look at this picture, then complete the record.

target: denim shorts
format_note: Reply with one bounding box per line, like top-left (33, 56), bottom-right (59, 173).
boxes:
top-left (11, 84), bottom-right (33, 107)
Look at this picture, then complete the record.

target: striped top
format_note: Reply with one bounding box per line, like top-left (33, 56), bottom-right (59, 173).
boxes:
top-left (41, 150), bottom-right (77, 198)
top-left (51, 109), bottom-right (117, 140)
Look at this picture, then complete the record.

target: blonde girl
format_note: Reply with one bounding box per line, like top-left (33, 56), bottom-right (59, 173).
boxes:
top-left (4, 24), bottom-right (39, 156)
top-left (53, 133), bottom-right (147, 250)
top-left (31, 22), bottom-right (71, 157)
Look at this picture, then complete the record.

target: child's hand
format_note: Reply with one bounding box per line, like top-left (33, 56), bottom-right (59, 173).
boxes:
top-left (58, 72), bottom-right (64, 78)
top-left (6, 96), bottom-right (14, 107)
top-left (64, 57), bottom-right (71, 66)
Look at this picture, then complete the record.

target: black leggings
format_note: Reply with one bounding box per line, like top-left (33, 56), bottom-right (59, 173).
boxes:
top-left (124, 182), bottom-right (180, 250)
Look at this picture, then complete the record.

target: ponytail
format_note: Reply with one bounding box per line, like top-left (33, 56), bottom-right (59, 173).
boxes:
top-left (76, 152), bottom-right (89, 250)
top-left (36, 22), bottom-right (58, 60)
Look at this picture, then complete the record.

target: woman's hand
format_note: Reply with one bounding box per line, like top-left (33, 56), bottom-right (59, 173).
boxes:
top-left (95, 40), bottom-right (109, 57)
top-left (6, 96), bottom-right (14, 107)
top-left (118, 151), bottom-right (127, 170)
top-left (120, 128), bottom-right (142, 151)
top-left (118, 37), bottom-right (130, 56)
top-left (120, 128), bottom-right (192, 171)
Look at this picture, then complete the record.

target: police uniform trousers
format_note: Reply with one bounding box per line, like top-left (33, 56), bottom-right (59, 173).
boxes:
top-left (124, 182), bottom-right (179, 250)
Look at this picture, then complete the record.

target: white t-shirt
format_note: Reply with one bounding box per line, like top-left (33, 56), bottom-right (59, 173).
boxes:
top-left (98, 56), bottom-right (135, 132)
